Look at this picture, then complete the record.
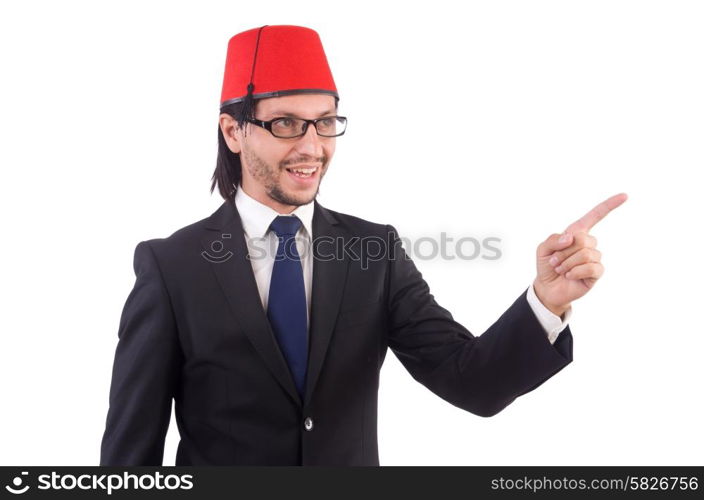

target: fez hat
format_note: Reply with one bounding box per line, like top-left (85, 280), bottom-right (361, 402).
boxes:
top-left (220, 25), bottom-right (338, 124)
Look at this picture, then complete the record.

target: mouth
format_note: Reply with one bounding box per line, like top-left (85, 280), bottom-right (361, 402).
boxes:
top-left (284, 165), bottom-right (320, 183)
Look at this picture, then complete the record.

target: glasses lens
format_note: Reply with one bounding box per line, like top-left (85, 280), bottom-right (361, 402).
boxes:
top-left (316, 116), bottom-right (347, 137)
top-left (271, 118), bottom-right (306, 138)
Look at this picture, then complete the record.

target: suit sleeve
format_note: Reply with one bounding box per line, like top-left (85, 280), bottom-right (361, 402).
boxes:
top-left (100, 240), bottom-right (183, 465)
top-left (384, 225), bottom-right (573, 417)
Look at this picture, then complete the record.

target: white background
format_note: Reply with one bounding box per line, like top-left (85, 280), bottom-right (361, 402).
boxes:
top-left (1, 0), bottom-right (702, 466)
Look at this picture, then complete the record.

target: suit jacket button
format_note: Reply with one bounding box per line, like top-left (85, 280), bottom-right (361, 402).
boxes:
top-left (304, 417), bottom-right (314, 431)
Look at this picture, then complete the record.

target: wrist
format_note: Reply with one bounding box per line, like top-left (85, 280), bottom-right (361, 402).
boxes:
top-left (532, 280), bottom-right (569, 318)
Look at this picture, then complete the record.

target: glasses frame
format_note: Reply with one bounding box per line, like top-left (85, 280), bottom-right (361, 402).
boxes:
top-left (246, 115), bottom-right (347, 138)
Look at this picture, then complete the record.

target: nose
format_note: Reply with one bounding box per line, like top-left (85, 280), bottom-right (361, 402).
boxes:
top-left (294, 122), bottom-right (324, 157)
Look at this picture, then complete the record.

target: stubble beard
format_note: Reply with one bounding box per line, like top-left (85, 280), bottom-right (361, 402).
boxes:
top-left (242, 147), bottom-right (327, 207)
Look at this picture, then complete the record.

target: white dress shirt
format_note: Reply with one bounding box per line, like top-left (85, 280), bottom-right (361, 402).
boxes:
top-left (234, 187), bottom-right (571, 345)
top-left (235, 186), bottom-right (315, 332)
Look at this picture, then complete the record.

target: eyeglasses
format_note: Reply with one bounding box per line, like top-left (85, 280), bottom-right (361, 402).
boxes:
top-left (246, 115), bottom-right (347, 138)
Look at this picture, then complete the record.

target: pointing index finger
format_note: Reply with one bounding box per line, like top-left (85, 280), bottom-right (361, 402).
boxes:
top-left (565, 192), bottom-right (628, 234)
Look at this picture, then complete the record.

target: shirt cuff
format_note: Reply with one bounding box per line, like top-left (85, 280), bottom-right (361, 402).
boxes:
top-left (526, 283), bottom-right (572, 344)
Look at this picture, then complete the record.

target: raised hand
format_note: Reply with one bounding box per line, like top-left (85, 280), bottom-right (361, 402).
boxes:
top-left (533, 193), bottom-right (628, 316)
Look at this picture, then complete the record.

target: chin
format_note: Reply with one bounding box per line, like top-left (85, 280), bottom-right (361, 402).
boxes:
top-left (271, 187), bottom-right (318, 208)
top-left (294, 192), bottom-right (317, 205)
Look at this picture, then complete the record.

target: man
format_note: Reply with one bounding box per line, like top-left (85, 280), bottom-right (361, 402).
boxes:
top-left (100, 25), bottom-right (627, 466)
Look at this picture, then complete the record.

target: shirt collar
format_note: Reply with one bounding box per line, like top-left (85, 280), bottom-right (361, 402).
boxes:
top-left (234, 186), bottom-right (314, 240)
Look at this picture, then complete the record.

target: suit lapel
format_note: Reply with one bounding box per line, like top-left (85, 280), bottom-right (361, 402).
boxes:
top-left (304, 200), bottom-right (350, 406)
top-left (200, 199), bottom-right (302, 406)
top-left (199, 197), bottom-right (350, 408)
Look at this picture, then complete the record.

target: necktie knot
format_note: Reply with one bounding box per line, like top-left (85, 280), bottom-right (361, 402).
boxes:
top-left (269, 215), bottom-right (302, 237)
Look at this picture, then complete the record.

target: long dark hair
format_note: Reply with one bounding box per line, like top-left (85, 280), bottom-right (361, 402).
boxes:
top-left (211, 102), bottom-right (245, 202)
top-left (210, 97), bottom-right (339, 201)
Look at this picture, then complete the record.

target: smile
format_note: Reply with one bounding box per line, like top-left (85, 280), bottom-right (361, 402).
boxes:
top-left (285, 165), bottom-right (319, 180)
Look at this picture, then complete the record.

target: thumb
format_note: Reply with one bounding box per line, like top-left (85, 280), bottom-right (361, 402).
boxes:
top-left (537, 231), bottom-right (573, 258)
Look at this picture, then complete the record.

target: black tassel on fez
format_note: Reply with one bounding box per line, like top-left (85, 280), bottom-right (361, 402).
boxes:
top-left (237, 26), bottom-right (267, 136)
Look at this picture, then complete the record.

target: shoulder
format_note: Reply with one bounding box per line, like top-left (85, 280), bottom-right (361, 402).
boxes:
top-left (315, 203), bottom-right (397, 239)
top-left (132, 204), bottom-right (224, 267)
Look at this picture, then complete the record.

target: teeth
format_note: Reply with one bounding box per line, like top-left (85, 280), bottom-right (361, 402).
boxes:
top-left (287, 166), bottom-right (317, 178)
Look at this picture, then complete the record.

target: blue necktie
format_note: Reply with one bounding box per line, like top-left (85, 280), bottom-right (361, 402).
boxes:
top-left (267, 215), bottom-right (308, 399)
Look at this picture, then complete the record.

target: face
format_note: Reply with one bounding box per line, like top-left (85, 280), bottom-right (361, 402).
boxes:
top-left (219, 93), bottom-right (338, 214)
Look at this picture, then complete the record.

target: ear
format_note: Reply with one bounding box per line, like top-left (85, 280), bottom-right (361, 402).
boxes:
top-left (219, 113), bottom-right (242, 154)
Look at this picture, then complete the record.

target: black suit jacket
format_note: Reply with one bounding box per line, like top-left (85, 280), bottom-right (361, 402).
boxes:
top-left (100, 198), bottom-right (573, 466)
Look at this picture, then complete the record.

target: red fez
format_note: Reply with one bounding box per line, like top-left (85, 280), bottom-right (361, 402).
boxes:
top-left (220, 25), bottom-right (338, 108)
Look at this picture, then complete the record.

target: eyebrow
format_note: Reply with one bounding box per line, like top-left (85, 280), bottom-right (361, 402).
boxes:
top-left (266, 109), bottom-right (336, 119)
